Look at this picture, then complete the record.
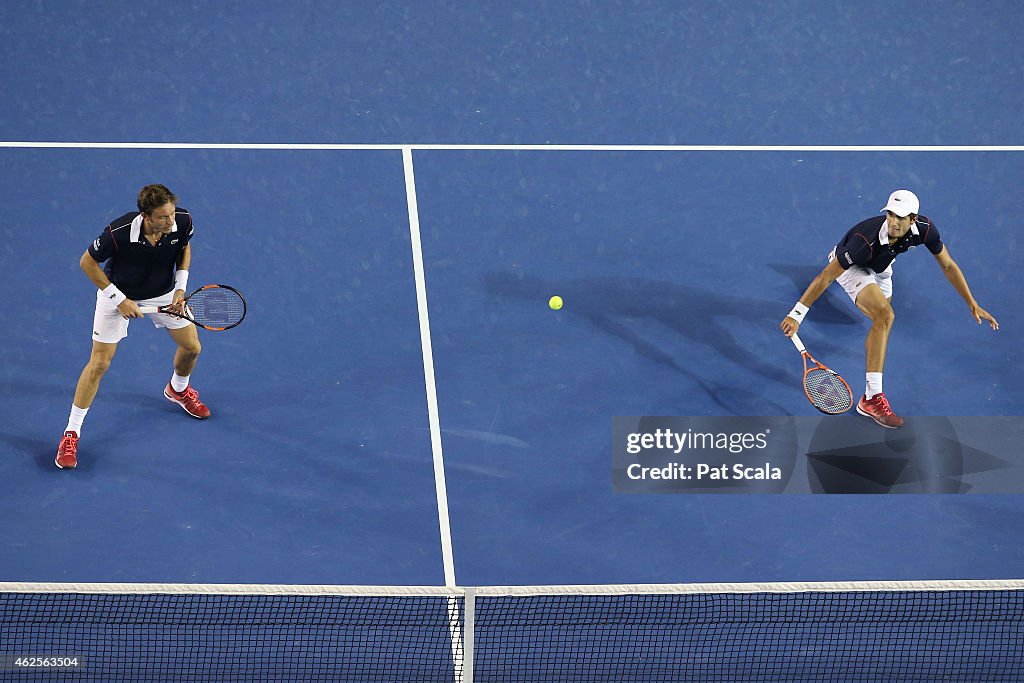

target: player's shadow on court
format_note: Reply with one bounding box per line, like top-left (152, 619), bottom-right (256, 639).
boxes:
top-left (0, 431), bottom-right (100, 472)
top-left (105, 390), bottom-right (171, 412)
top-left (767, 263), bottom-right (861, 357)
top-left (768, 263), bottom-right (860, 327)
top-left (486, 272), bottom-right (795, 415)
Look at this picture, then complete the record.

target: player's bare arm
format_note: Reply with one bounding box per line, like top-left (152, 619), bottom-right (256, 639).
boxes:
top-left (79, 249), bottom-right (143, 319)
top-left (167, 244), bottom-right (192, 316)
top-left (780, 259), bottom-right (845, 337)
top-left (933, 246), bottom-right (999, 330)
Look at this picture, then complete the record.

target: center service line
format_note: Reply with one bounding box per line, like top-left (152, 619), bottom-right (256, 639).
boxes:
top-left (402, 147), bottom-right (457, 589)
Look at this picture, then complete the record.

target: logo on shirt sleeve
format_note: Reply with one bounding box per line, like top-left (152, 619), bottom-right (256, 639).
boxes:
top-left (93, 238), bottom-right (101, 251)
top-left (844, 251), bottom-right (853, 265)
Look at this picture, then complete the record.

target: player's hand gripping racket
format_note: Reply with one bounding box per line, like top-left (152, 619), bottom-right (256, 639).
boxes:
top-left (139, 284), bottom-right (246, 331)
top-left (790, 333), bottom-right (853, 414)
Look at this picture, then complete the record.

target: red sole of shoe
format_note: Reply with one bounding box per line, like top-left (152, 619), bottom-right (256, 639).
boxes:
top-left (855, 405), bottom-right (902, 429)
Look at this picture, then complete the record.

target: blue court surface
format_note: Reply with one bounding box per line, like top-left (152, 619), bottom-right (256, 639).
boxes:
top-left (1, 1), bottom-right (1023, 595)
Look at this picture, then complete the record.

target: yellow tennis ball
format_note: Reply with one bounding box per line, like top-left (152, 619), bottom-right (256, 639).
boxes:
top-left (549, 295), bottom-right (563, 310)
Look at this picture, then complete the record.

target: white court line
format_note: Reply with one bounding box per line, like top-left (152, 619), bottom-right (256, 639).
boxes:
top-left (403, 147), bottom-right (457, 589)
top-left (1, 141), bottom-right (1024, 151)
top-left (3, 578), bottom-right (1022, 594)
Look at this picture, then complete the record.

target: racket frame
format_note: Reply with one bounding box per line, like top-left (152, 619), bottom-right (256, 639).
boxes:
top-left (138, 284), bottom-right (246, 331)
top-left (790, 333), bottom-right (854, 414)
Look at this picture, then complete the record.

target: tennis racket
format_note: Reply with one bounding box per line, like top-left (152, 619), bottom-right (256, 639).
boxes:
top-left (790, 333), bottom-right (853, 414)
top-left (139, 284), bottom-right (247, 331)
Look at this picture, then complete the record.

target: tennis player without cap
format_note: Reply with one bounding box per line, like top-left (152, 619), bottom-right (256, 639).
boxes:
top-left (780, 190), bottom-right (999, 429)
top-left (56, 185), bottom-right (210, 469)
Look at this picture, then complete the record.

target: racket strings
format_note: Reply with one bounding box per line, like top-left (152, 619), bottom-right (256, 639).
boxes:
top-left (804, 368), bottom-right (853, 414)
top-left (187, 288), bottom-right (246, 328)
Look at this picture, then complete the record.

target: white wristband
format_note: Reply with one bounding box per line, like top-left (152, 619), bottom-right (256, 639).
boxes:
top-left (788, 302), bottom-right (809, 321)
top-left (174, 269), bottom-right (189, 293)
top-left (101, 283), bottom-right (127, 307)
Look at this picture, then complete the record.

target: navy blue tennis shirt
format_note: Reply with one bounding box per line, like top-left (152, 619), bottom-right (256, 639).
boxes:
top-left (88, 209), bottom-right (194, 300)
top-left (834, 215), bottom-right (943, 273)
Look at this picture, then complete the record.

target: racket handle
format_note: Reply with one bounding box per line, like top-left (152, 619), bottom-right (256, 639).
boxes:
top-left (138, 305), bottom-right (159, 314)
top-left (790, 332), bottom-right (806, 353)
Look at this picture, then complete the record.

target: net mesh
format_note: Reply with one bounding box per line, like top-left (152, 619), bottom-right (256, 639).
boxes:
top-left (0, 592), bottom-right (462, 682)
top-left (473, 589), bottom-right (1024, 682)
top-left (804, 368), bottom-right (853, 414)
top-left (1, 584), bottom-right (1022, 682)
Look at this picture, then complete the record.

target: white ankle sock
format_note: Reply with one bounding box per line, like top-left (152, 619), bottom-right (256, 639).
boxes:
top-left (865, 372), bottom-right (883, 399)
top-left (65, 405), bottom-right (89, 435)
top-left (171, 373), bottom-right (190, 393)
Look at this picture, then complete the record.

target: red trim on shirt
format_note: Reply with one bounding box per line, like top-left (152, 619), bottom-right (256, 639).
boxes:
top-left (854, 232), bottom-right (873, 258)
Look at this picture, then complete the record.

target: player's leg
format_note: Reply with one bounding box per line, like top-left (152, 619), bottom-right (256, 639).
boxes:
top-left (833, 263), bottom-right (894, 384)
top-left (854, 283), bottom-right (894, 374)
top-left (853, 282), bottom-right (902, 428)
top-left (57, 295), bottom-right (130, 469)
top-left (72, 341), bottom-right (119, 408)
top-left (162, 324), bottom-right (210, 419)
top-left (168, 323), bottom-right (202, 377)
top-left (57, 342), bottom-right (119, 468)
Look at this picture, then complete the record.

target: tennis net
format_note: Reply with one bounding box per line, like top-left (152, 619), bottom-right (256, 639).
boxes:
top-left (1, 580), bottom-right (1022, 681)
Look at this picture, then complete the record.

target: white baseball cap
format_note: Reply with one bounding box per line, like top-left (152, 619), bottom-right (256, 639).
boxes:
top-left (881, 189), bottom-right (920, 217)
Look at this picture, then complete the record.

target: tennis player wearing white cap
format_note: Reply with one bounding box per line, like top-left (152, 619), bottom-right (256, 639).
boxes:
top-left (780, 190), bottom-right (999, 428)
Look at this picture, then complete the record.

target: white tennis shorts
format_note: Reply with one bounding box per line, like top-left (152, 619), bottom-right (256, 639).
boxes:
top-left (92, 288), bottom-right (192, 344)
top-left (828, 247), bottom-right (893, 303)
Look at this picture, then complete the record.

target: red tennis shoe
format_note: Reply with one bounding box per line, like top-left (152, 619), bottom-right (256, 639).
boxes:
top-left (856, 392), bottom-right (903, 429)
top-left (164, 383), bottom-right (211, 419)
top-left (56, 431), bottom-right (79, 469)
